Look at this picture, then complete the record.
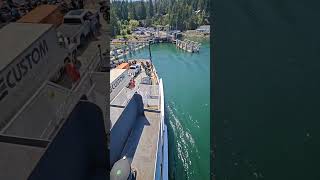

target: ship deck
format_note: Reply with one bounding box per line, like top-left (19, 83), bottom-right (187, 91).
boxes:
top-left (110, 59), bottom-right (161, 180)
top-left (121, 110), bottom-right (160, 180)
top-left (110, 59), bottom-right (160, 128)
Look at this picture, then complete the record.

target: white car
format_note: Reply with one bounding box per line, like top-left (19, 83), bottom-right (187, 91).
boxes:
top-left (129, 64), bottom-right (141, 77)
top-left (57, 9), bottom-right (99, 47)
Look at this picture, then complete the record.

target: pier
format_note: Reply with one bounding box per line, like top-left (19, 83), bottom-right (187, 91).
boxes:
top-left (175, 39), bottom-right (201, 53)
top-left (110, 41), bottom-right (149, 64)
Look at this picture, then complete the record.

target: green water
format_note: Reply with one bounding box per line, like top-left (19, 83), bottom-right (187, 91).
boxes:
top-left (129, 41), bottom-right (210, 180)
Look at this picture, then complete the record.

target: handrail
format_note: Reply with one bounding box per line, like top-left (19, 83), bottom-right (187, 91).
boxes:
top-left (41, 47), bottom-right (102, 139)
top-left (0, 82), bottom-right (49, 133)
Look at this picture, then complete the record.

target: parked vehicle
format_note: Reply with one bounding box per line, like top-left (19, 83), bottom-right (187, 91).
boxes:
top-left (129, 64), bottom-right (141, 77)
top-left (57, 9), bottom-right (100, 47)
top-left (0, 23), bottom-right (70, 122)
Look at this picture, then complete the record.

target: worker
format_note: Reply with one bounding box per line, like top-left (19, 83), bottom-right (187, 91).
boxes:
top-left (128, 78), bottom-right (135, 89)
top-left (65, 58), bottom-right (80, 82)
top-left (128, 79), bottom-right (133, 89)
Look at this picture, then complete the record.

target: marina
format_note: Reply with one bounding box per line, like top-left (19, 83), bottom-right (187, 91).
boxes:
top-left (110, 40), bottom-right (149, 62)
top-left (110, 25), bottom-right (206, 63)
top-left (110, 37), bottom-right (203, 67)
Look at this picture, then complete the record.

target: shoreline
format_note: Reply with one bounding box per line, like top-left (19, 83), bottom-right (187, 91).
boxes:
top-left (182, 31), bottom-right (210, 41)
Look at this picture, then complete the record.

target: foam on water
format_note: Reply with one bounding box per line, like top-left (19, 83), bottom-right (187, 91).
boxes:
top-left (167, 101), bottom-right (201, 179)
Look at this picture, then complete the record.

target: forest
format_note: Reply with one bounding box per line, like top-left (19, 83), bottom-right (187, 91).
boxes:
top-left (110, 0), bottom-right (210, 37)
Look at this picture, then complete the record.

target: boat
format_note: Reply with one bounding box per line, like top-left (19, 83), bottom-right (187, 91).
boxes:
top-left (109, 41), bottom-right (168, 180)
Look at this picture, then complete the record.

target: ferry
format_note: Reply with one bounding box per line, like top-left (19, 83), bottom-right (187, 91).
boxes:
top-left (110, 41), bottom-right (168, 180)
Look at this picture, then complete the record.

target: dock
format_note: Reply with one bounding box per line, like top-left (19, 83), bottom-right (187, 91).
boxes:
top-left (175, 39), bottom-right (201, 53)
top-left (110, 41), bottom-right (149, 63)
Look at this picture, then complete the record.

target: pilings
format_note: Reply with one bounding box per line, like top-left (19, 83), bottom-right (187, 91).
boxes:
top-left (110, 42), bottom-right (149, 63)
top-left (175, 39), bottom-right (201, 53)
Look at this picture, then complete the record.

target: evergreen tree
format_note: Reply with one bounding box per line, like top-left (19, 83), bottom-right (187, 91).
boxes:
top-left (148, 0), bottom-right (154, 17)
top-left (111, 0), bottom-right (210, 36)
top-left (128, 0), bottom-right (137, 20)
top-left (121, 0), bottom-right (128, 20)
top-left (110, 5), bottom-right (120, 37)
top-left (154, 0), bottom-right (158, 15)
top-left (139, 0), bottom-right (147, 20)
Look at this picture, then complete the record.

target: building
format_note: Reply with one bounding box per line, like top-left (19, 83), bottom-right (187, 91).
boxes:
top-left (196, 25), bottom-right (210, 33)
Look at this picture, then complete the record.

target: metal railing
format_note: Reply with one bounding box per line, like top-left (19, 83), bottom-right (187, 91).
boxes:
top-left (41, 47), bottom-right (102, 139)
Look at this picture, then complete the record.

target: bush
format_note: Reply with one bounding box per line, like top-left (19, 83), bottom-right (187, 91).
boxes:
top-left (129, 19), bottom-right (139, 30)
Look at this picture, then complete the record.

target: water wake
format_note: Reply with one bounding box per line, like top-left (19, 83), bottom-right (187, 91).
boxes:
top-left (167, 101), bottom-right (201, 180)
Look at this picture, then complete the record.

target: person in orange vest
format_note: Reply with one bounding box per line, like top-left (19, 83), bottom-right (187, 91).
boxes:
top-left (132, 78), bottom-right (135, 88)
top-left (65, 58), bottom-right (81, 82)
top-left (128, 79), bottom-right (132, 89)
top-left (128, 78), bottom-right (136, 89)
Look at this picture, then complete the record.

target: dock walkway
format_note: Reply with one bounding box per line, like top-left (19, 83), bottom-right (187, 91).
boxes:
top-left (175, 39), bottom-right (201, 53)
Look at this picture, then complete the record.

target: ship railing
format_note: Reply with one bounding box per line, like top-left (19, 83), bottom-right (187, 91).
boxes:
top-left (0, 82), bottom-right (49, 133)
top-left (41, 48), bottom-right (102, 139)
top-left (111, 84), bottom-right (156, 110)
top-left (135, 85), bottom-right (160, 110)
top-left (41, 72), bottom-right (94, 139)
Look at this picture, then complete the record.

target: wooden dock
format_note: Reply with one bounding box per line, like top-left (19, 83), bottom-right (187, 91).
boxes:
top-left (175, 39), bottom-right (201, 53)
top-left (110, 41), bottom-right (149, 62)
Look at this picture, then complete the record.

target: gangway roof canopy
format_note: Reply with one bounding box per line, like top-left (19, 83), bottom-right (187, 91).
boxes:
top-left (0, 23), bottom-right (53, 72)
top-left (17, 5), bottom-right (60, 24)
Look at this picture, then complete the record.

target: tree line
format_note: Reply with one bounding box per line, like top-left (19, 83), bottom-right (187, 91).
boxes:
top-left (110, 0), bottom-right (210, 37)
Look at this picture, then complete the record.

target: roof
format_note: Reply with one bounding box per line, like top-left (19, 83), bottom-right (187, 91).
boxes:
top-left (197, 25), bottom-right (210, 31)
top-left (110, 69), bottom-right (127, 83)
top-left (116, 63), bottom-right (129, 69)
top-left (17, 5), bottom-right (59, 23)
top-left (0, 23), bottom-right (53, 72)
